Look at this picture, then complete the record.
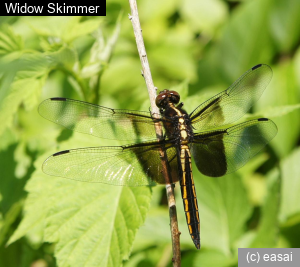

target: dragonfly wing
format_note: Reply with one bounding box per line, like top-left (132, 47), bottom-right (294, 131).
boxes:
top-left (39, 98), bottom-right (163, 142)
top-left (190, 64), bottom-right (273, 131)
top-left (191, 118), bottom-right (277, 177)
top-left (42, 140), bottom-right (180, 186)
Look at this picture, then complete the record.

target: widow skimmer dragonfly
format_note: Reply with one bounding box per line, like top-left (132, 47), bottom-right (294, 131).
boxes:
top-left (39, 64), bottom-right (277, 250)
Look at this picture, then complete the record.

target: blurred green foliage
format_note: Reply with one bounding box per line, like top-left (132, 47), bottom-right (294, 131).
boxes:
top-left (0, 0), bottom-right (300, 266)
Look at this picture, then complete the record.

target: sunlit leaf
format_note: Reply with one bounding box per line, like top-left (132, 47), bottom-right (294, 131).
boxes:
top-left (62, 17), bottom-right (103, 43)
top-left (47, 184), bottom-right (151, 267)
top-left (28, 17), bottom-right (74, 39)
top-left (0, 25), bottom-right (23, 55)
top-left (0, 53), bottom-right (51, 135)
top-left (9, 133), bottom-right (152, 267)
top-left (0, 74), bottom-right (47, 136)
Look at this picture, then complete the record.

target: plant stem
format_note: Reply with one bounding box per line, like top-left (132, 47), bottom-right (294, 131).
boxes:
top-left (128, 1), bottom-right (181, 266)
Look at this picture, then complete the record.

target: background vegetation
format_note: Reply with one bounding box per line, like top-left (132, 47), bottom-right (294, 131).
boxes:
top-left (0, 0), bottom-right (300, 266)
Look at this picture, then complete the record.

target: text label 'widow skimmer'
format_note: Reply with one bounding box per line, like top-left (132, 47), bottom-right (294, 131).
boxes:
top-left (39, 64), bottom-right (277, 249)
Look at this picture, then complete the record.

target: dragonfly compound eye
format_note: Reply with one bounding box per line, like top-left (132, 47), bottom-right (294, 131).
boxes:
top-left (156, 90), bottom-right (180, 108)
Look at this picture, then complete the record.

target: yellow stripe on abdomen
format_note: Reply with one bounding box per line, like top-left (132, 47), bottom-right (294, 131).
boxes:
top-left (179, 146), bottom-right (200, 249)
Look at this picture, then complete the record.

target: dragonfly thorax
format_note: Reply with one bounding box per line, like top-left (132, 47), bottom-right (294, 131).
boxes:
top-left (161, 102), bottom-right (194, 144)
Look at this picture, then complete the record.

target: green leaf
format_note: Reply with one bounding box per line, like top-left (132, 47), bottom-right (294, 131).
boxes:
top-left (9, 133), bottom-right (152, 267)
top-left (184, 86), bottom-right (224, 114)
top-left (250, 168), bottom-right (280, 247)
top-left (169, 79), bottom-right (189, 100)
top-left (0, 136), bottom-right (27, 243)
top-left (0, 199), bottom-right (23, 246)
top-left (139, 0), bottom-right (176, 21)
top-left (7, 155), bottom-right (56, 246)
top-left (181, 0), bottom-right (228, 34)
top-left (207, 0), bottom-right (274, 82)
top-left (29, 17), bottom-right (102, 43)
top-left (270, 0), bottom-right (300, 52)
top-left (149, 41), bottom-right (196, 82)
top-left (132, 207), bottom-right (176, 250)
top-left (143, 170), bottom-right (253, 253)
top-left (0, 74), bottom-right (47, 136)
top-left (62, 17), bottom-right (103, 43)
top-left (239, 154), bottom-right (270, 206)
top-left (256, 62), bottom-right (300, 157)
top-left (40, 38), bottom-right (64, 53)
top-left (81, 14), bottom-right (121, 79)
top-left (0, 53), bottom-right (49, 136)
top-left (280, 219), bottom-right (300, 248)
top-left (48, 184), bottom-right (151, 267)
top-left (28, 17), bottom-right (70, 38)
top-left (0, 241), bottom-right (39, 267)
top-left (192, 248), bottom-right (236, 267)
top-left (0, 25), bottom-right (23, 55)
top-left (295, 47), bottom-right (300, 86)
top-left (100, 56), bottom-right (142, 96)
top-left (190, 171), bottom-right (252, 254)
top-left (279, 147), bottom-right (300, 224)
top-left (124, 243), bottom-right (171, 267)
top-left (14, 142), bottom-right (31, 179)
top-left (0, 128), bottom-right (18, 151)
top-left (0, 71), bottom-right (16, 110)
top-left (245, 104), bottom-right (300, 120)
top-left (47, 46), bottom-right (77, 71)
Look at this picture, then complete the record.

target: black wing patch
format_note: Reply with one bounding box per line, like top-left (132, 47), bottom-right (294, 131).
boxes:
top-left (191, 118), bottom-right (277, 177)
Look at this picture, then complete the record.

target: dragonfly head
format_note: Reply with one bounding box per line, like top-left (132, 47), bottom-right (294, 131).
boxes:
top-left (156, 89), bottom-right (180, 109)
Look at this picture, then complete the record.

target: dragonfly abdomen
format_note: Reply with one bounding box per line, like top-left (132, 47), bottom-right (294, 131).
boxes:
top-left (179, 146), bottom-right (200, 249)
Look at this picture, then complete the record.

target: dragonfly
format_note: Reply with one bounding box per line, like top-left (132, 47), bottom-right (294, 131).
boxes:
top-left (39, 64), bottom-right (277, 249)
